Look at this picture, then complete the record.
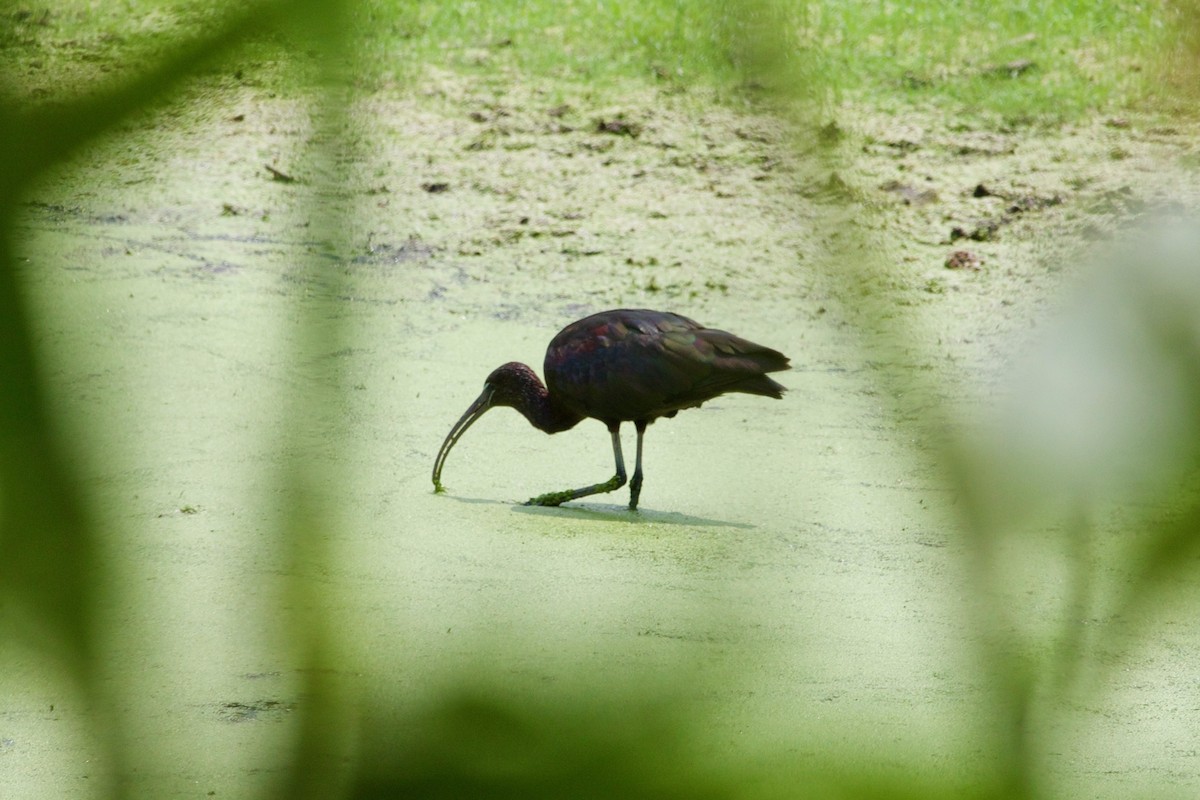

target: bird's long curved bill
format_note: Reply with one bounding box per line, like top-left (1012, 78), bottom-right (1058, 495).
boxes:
top-left (432, 386), bottom-right (494, 492)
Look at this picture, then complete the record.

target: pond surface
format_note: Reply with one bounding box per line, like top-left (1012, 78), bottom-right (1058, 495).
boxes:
top-left (5, 77), bottom-right (1200, 798)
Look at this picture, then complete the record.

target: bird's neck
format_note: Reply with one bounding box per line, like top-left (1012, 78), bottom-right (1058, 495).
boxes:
top-left (517, 374), bottom-right (584, 434)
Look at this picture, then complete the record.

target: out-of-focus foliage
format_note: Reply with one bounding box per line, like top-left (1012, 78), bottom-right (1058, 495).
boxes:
top-left (968, 223), bottom-right (1200, 516)
top-left (960, 219), bottom-right (1200, 640)
top-left (0, 0), bottom-right (350, 795)
top-left (349, 688), bottom-right (731, 800)
top-left (3, 2), bottom-right (1200, 799)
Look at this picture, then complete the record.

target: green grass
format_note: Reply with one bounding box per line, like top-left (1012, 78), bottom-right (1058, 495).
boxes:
top-left (803, 1), bottom-right (1168, 119)
top-left (1, 1), bottom-right (1185, 121)
top-left (359, 1), bottom-right (754, 86)
top-left (358, 0), bottom-right (1177, 121)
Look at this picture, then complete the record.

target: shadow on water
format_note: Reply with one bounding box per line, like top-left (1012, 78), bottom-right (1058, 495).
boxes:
top-left (511, 500), bottom-right (755, 529)
top-left (432, 490), bottom-right (754, 528)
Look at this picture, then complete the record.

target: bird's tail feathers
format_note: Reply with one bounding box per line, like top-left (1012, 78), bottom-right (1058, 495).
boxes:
top-left (732, 373), bottom-right (788, 399)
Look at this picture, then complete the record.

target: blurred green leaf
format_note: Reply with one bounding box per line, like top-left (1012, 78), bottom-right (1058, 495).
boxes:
top-left (0, 1), bottom-right (297, 202)
top-left (966, 222), bottom-right (1200, 525)
top-left (351, 688), bottom-right (731, 800)
top-left (0, 0), bottom-right (349, 795)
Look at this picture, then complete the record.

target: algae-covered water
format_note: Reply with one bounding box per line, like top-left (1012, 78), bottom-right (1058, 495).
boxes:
top-left (6, 68), bottom-right (1200, 798)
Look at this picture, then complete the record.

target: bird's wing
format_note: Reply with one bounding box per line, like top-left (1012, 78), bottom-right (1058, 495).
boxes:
top-left (546, 310), bottom-right (788, 421)
top-left (655, 327), bottom-right (788, 401)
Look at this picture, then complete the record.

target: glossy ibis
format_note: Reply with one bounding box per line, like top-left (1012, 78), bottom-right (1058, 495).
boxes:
top-left (432, 308), bottom-right (790, 511)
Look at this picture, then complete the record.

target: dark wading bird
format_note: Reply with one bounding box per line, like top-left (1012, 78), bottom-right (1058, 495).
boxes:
top-left (432, 308), bottom-right (790, 511)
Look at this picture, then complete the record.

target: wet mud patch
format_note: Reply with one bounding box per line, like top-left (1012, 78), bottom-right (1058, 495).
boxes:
top-left (216, 700), bottom-right (296, 724)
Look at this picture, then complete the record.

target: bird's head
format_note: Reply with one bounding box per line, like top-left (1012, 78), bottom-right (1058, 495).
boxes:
top-left (431, 362), bottom-right (543, 492)
top-left (482, 362), bottom-right (541, 408)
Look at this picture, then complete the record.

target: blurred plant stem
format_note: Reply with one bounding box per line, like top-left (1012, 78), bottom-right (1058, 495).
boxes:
top-left (270, 3), bottom-right (360, 798)
top-left (728, 0), bottom-right (1066, 795)
top-left (0, 1), bottom-right (343, 795)
top-left (0, 220), bottom-right (116, 788)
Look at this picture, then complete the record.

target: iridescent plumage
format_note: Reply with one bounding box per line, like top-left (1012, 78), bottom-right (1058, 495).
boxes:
top-left (432, 309), bottom-right (789, 511)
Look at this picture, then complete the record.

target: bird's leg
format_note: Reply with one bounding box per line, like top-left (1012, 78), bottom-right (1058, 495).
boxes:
top-left (628, 421), bottom-right (647, 511)
top-left (524, 423), bottom-right (627, 507)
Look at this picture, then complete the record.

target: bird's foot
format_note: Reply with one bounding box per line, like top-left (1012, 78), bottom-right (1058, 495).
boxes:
top-left (628, 476), bottom-right (642, 511)
top-left (524, 489), bottom-right (573, 507)
top-left (523, 475), bottom-right (625, 508)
